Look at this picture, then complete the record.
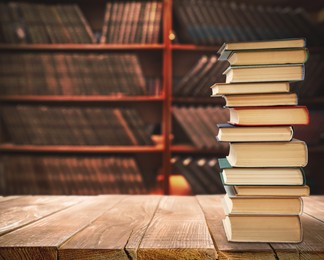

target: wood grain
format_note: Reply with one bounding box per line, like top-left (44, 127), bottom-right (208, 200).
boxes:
top-left (196, 195), bottom-right (276, 260)
top-left (303, 196), bottom-right (324, 222)
top-left (0, 196), bottom-right (86, 235)
top-left (271, 213), bottom-right (324, 259)
top-left (0, 196), bottom-right (20, 203)
top-left (0, 196), bottom-right (124, 260)
top-left (59, 195), bottom-right (161, 260)
top-left (138, 196), bottom-right (217, 260)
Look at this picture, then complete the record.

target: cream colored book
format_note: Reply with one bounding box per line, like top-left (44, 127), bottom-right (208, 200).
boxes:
top-left (233, 185), bottom-right (310, 197)
top-left (221, 167), bottom-right (305, 186)
top-left (227, 48), bottom-right (308, 66)
top-left (223, 93), bottom-right (297, 107)
top-left (223, 215), bottom-right (302, 243)
top-left (211, 82), bottom-right (290, 96)
top-left (228, 106), bottom-right (309, 126)
top-left (218, 38), bottom-right (306, 60)
top-left (224, 64), bottom-right (304, 83)
top-left (227, 139), bottom-right (308, 167)
top-left (217, 124), bottom-right (293, 142)
top-left (222, 194), bottom-right (303, 215)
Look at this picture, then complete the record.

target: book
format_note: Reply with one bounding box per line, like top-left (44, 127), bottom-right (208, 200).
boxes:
top-left (228, 106), bottom-right (309, 126)
top-left (224, 64), bottom-right (305, 83)
top-left (227, 48), bottom-right (308, 66)
top-left (222, 194), bottom-right (303, 215)
top-left (218, 38), bottom-right (306, 60)
top-left (217, 124), bottom-right (293, 142)
top-left (223, 215), bottom-right (302, 243)
top-left (211, 82), bottom-right (290, 96)
top-left (227, 139), bottom-right (308, 167)
top-left (220, 167), bottom-right (305, 186)
top-left (223, 93), bottom-right (298, 107)
top-left (228, 185), bottom-right (310, 197)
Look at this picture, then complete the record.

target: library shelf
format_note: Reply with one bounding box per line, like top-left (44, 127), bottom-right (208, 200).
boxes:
top-left (171, 145), bottom-right (228, 155)
top-left (172, 97), bottom-right (225, 105)
top-left (0, 144), bottom-right (164, 153)
top-left (0, 44), bottom-right (166, 51)
top-left (171, 44), bottom-right (221, 51)
top-left (0, 95), bottom-right (165, 103)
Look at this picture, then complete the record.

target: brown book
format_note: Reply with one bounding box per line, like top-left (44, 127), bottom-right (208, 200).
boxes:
top-left (100, 1), bottom-right (113, 43)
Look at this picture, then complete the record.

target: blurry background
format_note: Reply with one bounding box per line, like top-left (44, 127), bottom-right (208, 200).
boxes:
top-left (0, 0), bottom-right (323, 195)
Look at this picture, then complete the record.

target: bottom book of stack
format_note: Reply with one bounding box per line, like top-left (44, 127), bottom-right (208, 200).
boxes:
top-left (220, 159), bottom-right (310, 243)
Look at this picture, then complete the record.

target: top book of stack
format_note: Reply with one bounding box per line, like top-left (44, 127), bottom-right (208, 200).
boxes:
top-left (217, 39), bottom-right (308, 84)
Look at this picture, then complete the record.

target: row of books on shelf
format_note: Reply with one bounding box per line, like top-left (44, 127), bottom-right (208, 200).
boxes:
top-left (0, 53), bottom-right (161, 96)
top-left (173, 56), bottom-right (227, 97)
top-left (0, 1), bottom-right (163, 44)
top-left (1, 106), bottom-right (154, 145)
top-left (0, 155), bottom-right (149, 195)
top-left (1, 104), bottom-right (317, 148)
top-left (174, 52), bottom-right (324, 98)
top-left (1, 1), bottom-right (323, 45)
top-left (212, 39), bottom-right (310, 243)
top-left (0, 52), bottom-right (322, 98)
top-left (174, 0), bottom-right (323, 45)
top-left (101, 0), bottom-right (162, 44)
top-left (0, 2), bottom-right (94, 44)
top-left (172, 105), bottom-right (228, 150)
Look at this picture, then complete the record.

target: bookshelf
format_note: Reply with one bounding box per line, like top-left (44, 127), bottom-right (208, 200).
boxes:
top-left (0, 0), bottom-right (323, 195)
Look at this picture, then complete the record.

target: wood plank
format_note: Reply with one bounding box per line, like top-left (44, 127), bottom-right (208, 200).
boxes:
top-left (138, 196), bottom-right (217, 260)
top-left (271, 213), bottom-right (324, 259)
top-left (0, 195), bottom-right (124, 260)
top-left (196, 195), bottom-right (275, 260)
top-left (59, 195), bottom-right (161, 260)
top-left (0, 196), bottom-right (87, 236)
top-left (303, 196), bottom-right (324, 222)
top-left (0, 196), bottom-right (20, 203)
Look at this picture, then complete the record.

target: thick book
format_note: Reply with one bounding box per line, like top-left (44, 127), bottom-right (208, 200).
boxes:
top-left (222, 193), bottom-right (303, 215)
top-left (227, 139), bottom-right (308, 167)
top-left (210, 82), bottom-right (290, 96)
top-left (217, 124), bottom-right (293, 142)
top-left (223, 215), bottom-right (302, 243)
top-left (229, 185), bottom-right (310, 197)
top-left (228, 106), bottom-right (309, 126)
top-left (223, 93), bottom-right (298, 107)
top-left (224, 64), bottom-right (305, 83)
top-left (227, 48), bottom-right (308, 66)
top-left (219, 164), bottom-right (305, 186)
top-left (218, 38), bottom-right (306, 60)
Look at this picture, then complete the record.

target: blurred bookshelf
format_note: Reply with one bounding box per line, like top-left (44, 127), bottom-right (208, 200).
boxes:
top-left (0, 0), bottom-right (323, 195)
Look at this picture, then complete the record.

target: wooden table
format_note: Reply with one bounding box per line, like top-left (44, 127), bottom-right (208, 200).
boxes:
top-left (0, 195), bottom-right (323, 259)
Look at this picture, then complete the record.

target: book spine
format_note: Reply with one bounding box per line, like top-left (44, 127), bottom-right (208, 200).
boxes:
top-left (100, 2), bottom-right (112, 43)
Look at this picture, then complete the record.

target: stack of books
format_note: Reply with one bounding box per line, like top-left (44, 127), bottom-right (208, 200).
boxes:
top-left (211, 38), bottom-right (310, 243)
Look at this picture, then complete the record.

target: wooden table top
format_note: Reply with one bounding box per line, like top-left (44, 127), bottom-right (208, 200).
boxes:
top-left (0, 195), bottom-right (323, 260)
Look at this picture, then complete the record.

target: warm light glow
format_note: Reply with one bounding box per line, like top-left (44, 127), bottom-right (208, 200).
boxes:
top-left (169, 175), bottom-right (192, 195)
